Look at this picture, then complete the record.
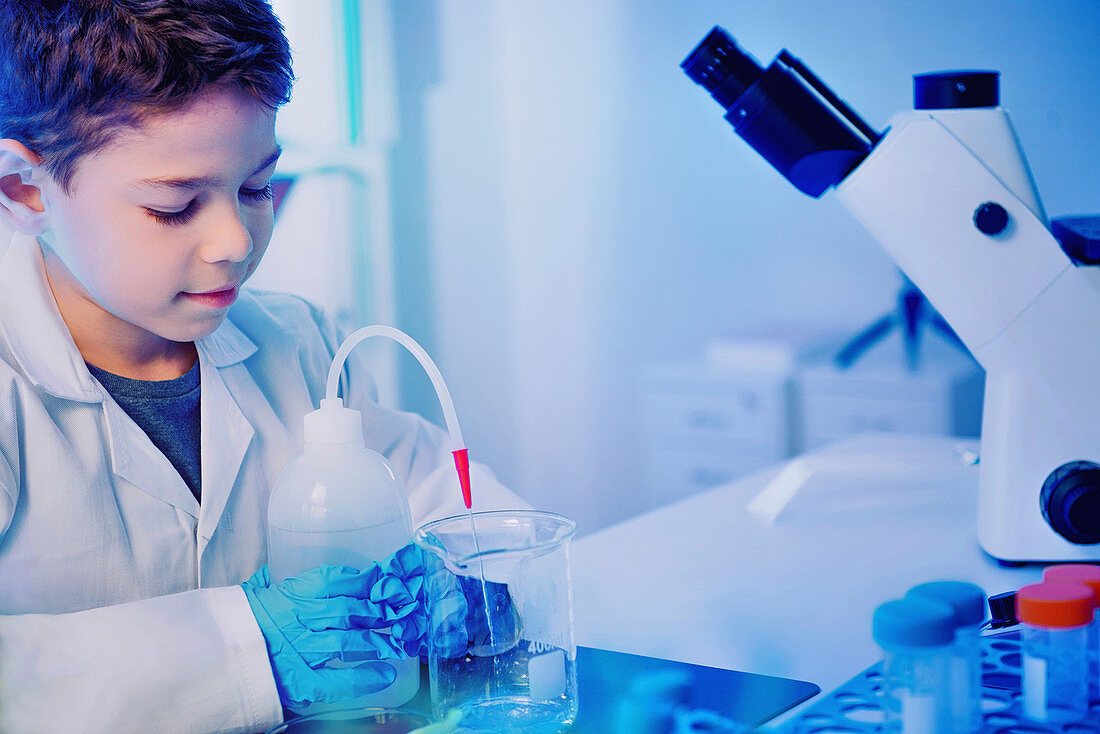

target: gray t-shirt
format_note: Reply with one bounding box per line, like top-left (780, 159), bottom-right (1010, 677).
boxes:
top-left (87, 361), bottom-right (201, 502)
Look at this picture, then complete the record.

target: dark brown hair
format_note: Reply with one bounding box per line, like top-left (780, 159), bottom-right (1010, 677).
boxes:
top-left (0, 0), bottom-right (294, 191)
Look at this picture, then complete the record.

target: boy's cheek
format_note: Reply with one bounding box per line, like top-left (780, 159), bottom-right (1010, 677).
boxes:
top-left (40, 194), bottom-right (111, 248)
top-left (249, 218), bottom-right (274, 258)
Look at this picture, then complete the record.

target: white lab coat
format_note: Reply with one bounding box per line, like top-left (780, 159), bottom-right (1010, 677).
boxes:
top-left (0, 233), bottom-right (526, 733)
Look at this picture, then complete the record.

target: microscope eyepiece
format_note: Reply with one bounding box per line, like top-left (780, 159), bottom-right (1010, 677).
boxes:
top-left (914, 71), bottom-right (999, 110)
top-left (681, 27), bottom-right (765, 110)
top-left (682, 26), bottom-right (879, 198)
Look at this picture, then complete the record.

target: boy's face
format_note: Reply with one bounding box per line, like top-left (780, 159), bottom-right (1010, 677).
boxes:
top-left (34, 85), bottom-right (280, 352)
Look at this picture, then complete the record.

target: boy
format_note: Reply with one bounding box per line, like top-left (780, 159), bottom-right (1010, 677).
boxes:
top-left (0, 1), bottom-right (523, 731)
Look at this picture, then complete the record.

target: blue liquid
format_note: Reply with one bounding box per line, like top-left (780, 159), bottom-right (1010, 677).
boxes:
top-left (466, 508), bottom-right (506, 693)
top-left (435, 641), bottom-right (577, 733)
top-left (458, 697), bottom-right (576, 733)
top-left (466, 508), bottom-right (495, 643)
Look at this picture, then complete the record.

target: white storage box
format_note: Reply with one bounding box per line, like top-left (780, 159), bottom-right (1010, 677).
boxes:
top-left (797, 331), bottom-right (984, 452)
top-left (639, 362), bottom-right (796, 509)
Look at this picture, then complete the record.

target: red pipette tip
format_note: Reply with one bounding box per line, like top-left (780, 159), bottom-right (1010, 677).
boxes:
top-left (453, 449), bottom-right (472, 509)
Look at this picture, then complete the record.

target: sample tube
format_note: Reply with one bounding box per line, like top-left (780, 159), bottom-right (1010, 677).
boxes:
top-left (906, 582), bottom-right (985, 733)
top-left (1016, 582), bottom-right (1093, 724)
top-left (873, 598), bottom-right (956, 734)
top-left (1042, 564), bottom-right (1100, 702)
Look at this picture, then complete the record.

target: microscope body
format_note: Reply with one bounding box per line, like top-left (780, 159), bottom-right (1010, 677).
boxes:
top-left (835, 109), bottom-right (1100, 561)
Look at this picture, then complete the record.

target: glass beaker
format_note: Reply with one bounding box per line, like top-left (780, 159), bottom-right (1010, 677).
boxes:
top-left (414, 510), bottom-right (578, 733)
top-left (263, 706), bottom-right (434, 733)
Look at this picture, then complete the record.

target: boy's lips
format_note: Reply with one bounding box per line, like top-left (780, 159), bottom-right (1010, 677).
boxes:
top-left (182, 285), bottom-right (240, 309)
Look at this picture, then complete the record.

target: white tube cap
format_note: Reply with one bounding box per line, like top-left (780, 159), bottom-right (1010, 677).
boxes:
top-left (303, 398), bottom-right (364, 446)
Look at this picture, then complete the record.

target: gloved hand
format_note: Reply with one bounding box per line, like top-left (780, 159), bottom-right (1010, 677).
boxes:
top-left (423, 556), bottom-right (522, 659)
top-left (242, 543), bottom-right (430, 709)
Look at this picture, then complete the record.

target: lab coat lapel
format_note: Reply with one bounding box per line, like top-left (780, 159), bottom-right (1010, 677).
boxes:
top-left (0, 234), bottom-right (103, 403)
top-left (195, 326), bottom-right (257, 560)
top-left (102, 397), bottom-right (200, 517)
top-left (0, 234), bottom-right (199, 513)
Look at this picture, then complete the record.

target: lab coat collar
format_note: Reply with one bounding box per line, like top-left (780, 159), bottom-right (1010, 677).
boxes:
top-left (196, 307), bottom-right (258, 367)
top-left (1, 232), bottom-right (260, 541)
top-left (0, 233), bottom-right (259, 399)
top-left (0, 233), bottom-right (104, 402)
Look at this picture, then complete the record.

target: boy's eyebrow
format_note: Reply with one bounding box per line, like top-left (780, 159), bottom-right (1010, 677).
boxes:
top-left (132, 146), bottom-right (282, 191)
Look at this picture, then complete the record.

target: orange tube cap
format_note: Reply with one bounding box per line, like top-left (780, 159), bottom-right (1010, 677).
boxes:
top-left (1017, 582), bottom-right (1095, 628)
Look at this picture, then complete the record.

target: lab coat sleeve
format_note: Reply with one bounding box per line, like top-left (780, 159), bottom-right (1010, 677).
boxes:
top-left (0, 458), bottom-right (14, 538)
top-left (0, 586), bottom-right (283, 734)
top-left (0, 407), bottom-right (18, 539)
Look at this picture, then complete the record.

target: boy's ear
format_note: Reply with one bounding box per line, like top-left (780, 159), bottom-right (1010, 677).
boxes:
top-left (0, 139), bottom-right (49, 235)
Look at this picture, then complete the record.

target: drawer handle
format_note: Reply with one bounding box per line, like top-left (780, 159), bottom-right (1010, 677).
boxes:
top-left (686, 411), bottom-right (729, 430)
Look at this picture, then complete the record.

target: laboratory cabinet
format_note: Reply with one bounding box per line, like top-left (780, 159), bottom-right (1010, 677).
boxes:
top-left (797, 335), bottom-right (983, 453)
top-left (640, 364), bottom-right (796, 510)
top-left (639, 332), bottom-right (984, 511)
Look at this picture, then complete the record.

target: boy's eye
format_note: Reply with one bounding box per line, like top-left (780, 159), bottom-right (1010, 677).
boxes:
top-left (240, 183), bottom-right (273, 202)
top-left (143, 184), bottom-right (272, 226)
top-left (145, 200), bottom-right (198, 227)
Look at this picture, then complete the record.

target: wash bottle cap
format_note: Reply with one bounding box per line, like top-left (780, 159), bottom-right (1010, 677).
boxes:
top-left (303, 398), bottom-right (365, 446)
top-left (873, 598), bottom-right (957, 650)
top-left (906, 581), bottom-right (986, 629)
top-left (1016, 582), bottom-right (1095, 628)
top-left (1042, 564), bottom-right (1100, 606)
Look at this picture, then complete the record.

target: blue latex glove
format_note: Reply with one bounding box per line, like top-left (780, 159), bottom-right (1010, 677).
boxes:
top-left (381, 543), bottom-right (430, 657)
top-left (423, 554), bottom-right (522, 659)
top-left (242, 543), bottom-right (430, 709)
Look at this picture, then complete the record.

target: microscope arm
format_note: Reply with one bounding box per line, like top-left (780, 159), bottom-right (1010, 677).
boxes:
top-left (835, 113), bottom-right (1100, 456)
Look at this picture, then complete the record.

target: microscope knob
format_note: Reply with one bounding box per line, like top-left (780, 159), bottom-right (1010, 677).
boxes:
top-left (974, 202), bottom-right (1009, 235)
top-left (1051, 215), bottom-right (1100, 264)
top-left (1041, 461), bottom-right (1100, 545)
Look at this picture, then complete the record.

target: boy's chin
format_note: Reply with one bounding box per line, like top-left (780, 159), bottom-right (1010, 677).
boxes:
top-left (161, 313), bottom-right (231, 344)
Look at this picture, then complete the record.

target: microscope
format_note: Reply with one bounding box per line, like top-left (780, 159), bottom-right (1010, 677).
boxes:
top-left (682, 27), bottom-right (1100, 563)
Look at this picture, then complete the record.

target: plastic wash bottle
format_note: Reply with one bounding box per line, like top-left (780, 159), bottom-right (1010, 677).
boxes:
top-left (267, 397), bottom-right (420, 712)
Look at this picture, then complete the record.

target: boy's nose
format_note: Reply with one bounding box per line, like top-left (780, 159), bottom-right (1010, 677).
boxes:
top-left (201, 205), bottom-right (254, 263)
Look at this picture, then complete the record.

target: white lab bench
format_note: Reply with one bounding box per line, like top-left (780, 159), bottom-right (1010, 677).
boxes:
top-left (571, 432), bottom-right (1046, 726)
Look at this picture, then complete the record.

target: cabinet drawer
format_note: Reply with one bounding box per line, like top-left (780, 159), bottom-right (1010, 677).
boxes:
top-left (801, 393), bottom-right (950, 451)
top-left (642, 383), bottom-right (789, 445)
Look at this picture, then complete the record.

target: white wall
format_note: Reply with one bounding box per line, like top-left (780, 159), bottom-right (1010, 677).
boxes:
top-left (416, 0), bottom-right (1100, 535)
top-left (420, 1), bottom-right (628, 530)
top-left (256, 0), bottom-right (357, 324)
top-left (257, 0), bottom-right (402, 403)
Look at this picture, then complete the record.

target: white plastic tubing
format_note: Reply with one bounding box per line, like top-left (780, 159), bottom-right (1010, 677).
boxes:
top-left (325, 325), bottom-right (465, 451)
